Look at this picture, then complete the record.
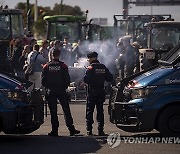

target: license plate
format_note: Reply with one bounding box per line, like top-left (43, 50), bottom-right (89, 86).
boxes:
top-left (146, 51), bottom-right (155, 59)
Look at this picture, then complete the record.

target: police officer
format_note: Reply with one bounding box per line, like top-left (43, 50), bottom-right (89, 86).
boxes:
top-left (84, 51), bottom-right (113, 136)
top-left (42, 49), bottom-right (80, 137)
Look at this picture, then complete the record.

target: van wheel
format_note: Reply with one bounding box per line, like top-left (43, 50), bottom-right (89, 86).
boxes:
top-left (158, 105), bottom-right (180, 137)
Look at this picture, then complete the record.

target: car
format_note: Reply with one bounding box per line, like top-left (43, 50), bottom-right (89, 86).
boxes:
top-left (108, 43), bottom-right (180, 137)
top-left (0, 71), bottom-right (44, 134)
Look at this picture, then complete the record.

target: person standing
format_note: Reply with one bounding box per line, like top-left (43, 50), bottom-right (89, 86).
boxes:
top-left (42, 49), bottom-right (80, 137)
top-left (48, 40), bottom-right (61, 62)
top-left (29, 38), bottom-right (37, 51)
top-left (84, 51), bottom-right (113, 136)
top-left (62, 37), bottom-right (73, 66)
top-left (115, 38), bottom-right (125, 80)
top-left (11, 38), bottom-right (24, 78)
top-left (27, 44), bottom-right (46, 89)
top-left (132, 41), bottom-right (141, 73)
top-left (121, 36), bottom-right (136, 78)
top-left (19, 45), bottom-right (31, 78)
top-left (39, 40), bottom-right (49, 63)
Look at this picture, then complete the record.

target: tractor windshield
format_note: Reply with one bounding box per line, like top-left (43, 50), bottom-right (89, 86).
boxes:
top-left (151, 27), bottom-right (180, 50)
top-left (0, 14), bottom-right (24, 40)
top-left (0, 15), bottom-right (10, 39)
top-left (11, 14), bottom-right (24, 38)
top-left (48, 22), bottom-right (81, 42)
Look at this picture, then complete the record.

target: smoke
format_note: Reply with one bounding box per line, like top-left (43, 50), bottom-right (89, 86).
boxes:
top-left (82, 39), bottom-right (118, 75)
top-left (67, 39), bottom-right (119, 86)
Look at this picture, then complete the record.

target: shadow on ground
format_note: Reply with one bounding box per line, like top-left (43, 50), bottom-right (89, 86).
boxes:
top-left (1, 132), bottom-right (178, 154)
top-left (0, 134), bottom-right (104, 154)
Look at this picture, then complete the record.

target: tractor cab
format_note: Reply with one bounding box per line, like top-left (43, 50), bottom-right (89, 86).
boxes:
top-left (0, 9), bottom-right (24, 73)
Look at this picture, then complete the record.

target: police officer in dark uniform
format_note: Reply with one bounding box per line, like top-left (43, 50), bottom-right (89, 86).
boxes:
top-left (42, 49), bottom-right (80, 136)
top-left (84, 51), bottom-right (113, 136)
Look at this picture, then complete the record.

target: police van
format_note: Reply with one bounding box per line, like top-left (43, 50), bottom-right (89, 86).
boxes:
top-left (108, 42), bottom-right (180, 137)
top-left (0, 71), bottom-right (44, 134)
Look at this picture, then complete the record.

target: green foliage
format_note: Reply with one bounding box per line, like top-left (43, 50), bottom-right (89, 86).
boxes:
top-left (15, 2), bottom-right (85, 38)
top-left (33, 18), bottom-right (47, 38)
top-left (53, 3), bottom-right (84, 16)
top-left (15, 2), bottom-right (27, 11)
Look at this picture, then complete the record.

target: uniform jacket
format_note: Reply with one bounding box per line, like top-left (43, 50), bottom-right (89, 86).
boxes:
top-left (42, 59), bottom-right (70, 90)
top-left (84, 60), bottom-right (113, 90)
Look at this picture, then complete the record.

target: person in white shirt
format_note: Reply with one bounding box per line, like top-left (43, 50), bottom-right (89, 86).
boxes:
top-left (27, 44), bottom-right (46, 89)
top-left (39, 40), bottom-right (49, 63)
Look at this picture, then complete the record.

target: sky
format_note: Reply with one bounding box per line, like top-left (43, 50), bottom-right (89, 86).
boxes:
top-left (2, 0), bottom-right (180, 25)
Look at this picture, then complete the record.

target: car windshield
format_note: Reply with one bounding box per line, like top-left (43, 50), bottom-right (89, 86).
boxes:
top-left (159, 43), bottom-right (180, 65)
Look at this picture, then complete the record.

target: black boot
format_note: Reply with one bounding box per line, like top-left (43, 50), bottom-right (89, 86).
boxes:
top-left (48, 131), bottom-right (58, 137)
top-left (87, 130), bottom-right (92, 136)
top-left (70, 129), bottom-right (80, 136)
top-left (98, 130), bottom-right (107, 136)
top-left (86, 124), bottom-right (93, 136)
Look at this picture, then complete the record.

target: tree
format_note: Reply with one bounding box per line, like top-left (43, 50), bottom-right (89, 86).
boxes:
top-left (53, 3), bottom-right (84, 16)
top-left (15, 2), bottom-right (85, 39)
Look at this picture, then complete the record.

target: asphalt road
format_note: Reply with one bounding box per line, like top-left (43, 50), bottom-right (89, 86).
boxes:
top-left (0, 100), bottom-right (180, 154)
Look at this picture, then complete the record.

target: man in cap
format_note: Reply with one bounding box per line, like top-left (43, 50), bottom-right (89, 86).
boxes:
top-left (120, 35), bottom-right (136, 78)
top-left (84, 51), bottom-right (113, 136)
top-left (42, 48), bottom-right (80, 137)
top-left (132, 41), bottom-right (142, 73)
top-left (48, 40), bottom-right (62, 62)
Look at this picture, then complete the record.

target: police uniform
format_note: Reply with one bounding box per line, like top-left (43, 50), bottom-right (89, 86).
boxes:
top-left (42, 49), bottom-right (80, 136)
top-left (84, 52), bottom-right (113, 135)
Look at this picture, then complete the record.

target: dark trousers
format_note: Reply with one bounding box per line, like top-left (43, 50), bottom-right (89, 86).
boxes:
top-left (124, 64), bottom-right (135, 78)
top-left (86, 89), bottom-right (105, 132)
top-left (47, 89), bottom-right (75, 132)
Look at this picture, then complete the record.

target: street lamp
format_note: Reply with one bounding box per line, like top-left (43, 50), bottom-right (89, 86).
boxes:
top-left (34, 0), bottom-right (38, 21)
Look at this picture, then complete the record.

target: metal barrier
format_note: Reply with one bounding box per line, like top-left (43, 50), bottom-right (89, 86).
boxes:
top-left (68, 82), bottom-right (87, 102)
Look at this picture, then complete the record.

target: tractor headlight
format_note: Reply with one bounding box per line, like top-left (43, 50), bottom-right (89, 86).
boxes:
top-left (131, 86), bottom-right (157, 99)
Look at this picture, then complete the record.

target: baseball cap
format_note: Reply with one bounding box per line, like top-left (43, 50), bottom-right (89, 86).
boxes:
top-left (87, 51), bottom-right (98, 58)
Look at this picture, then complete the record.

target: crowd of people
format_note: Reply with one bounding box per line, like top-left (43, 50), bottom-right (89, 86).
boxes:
top-left (9, 35), bottom-right (114, 136)
top-left (10, 37), bottom-right (82, 89)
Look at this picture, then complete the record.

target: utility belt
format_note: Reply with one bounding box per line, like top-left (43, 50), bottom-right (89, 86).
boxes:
top-left (47, 86), bottom-right (66, 90)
